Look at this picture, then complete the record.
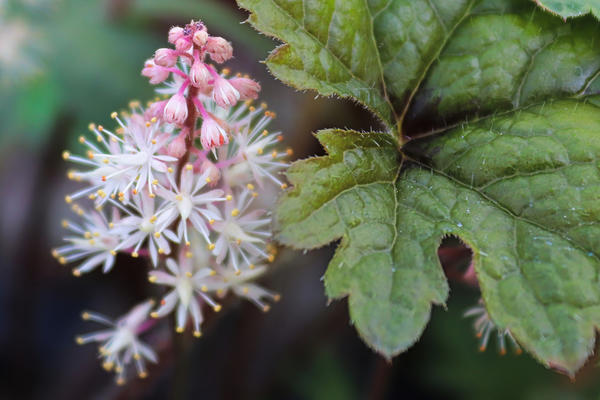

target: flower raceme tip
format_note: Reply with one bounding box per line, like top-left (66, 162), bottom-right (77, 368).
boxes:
top-left (55, 19), bottom-right (289, 383)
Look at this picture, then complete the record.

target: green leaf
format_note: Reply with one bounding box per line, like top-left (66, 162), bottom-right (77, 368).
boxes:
top-left (244, 0), bottom-right (600, 374)
top-left (534, 0), bottom-right (600, 19)
top-left (237, 0), bottom-right (600, 135)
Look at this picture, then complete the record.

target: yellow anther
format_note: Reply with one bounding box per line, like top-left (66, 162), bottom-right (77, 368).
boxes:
top-left (62, 151), bottom-right (70, 160)
top-left (251, 192), bottom-right (258, 198)
top-left (98, 125), bottom-right (104, 132)
top-left (110, 250), bottom-right (117, 256)
top-left (209, 219), bottom-right (215, 225)
top-left (88, 123), bottom-right (96, 131)
top-left (58, 256), bottom-right (67, 265)
top-left (75, 336), bottom-right (84, 345)
top-left (87, 150), bottom-right (94, 159)
top-left (193, 330), bottom-right (202, 338)
top-left (158, 248), bottom-right (165, 254)
top-left (206, 177), bottom-right (212, 183)
top-left (133, 353), bottom-right (141, 360)
top-left (152, 179), bottom-right (158, 185)
top-left (268, 254), bottom-right (275, 262)
top-left (175, 195), bottom-right (183, 201)
top-left (154, 232), bottom-right (161, 238)
top-left (274, 294), bottom-right (281, 302)
top-left (249, 264), bottom-right (255, 270)
top-left (145, 122), bottom-right (151, 127)
top-left (116, 127), bottom-right (124, 135)
top-left (109, 222), bottom-right (115, 228)
top-left (61, 219), bottom-right (69, 228)
top-left (207, 243), bottom-right (215, 251)
top-left (150, 215), bottom-right (157, 223)
top-left (186, 251), bottom-right (193, 258)
top-left (97, 135), bottom-right (102, 142)
top-left (286, 148), bottom-right (293, 156)
top-left (131, 252), bottom-right (139, 258)
top-left (260, 102), bottom-right (267, 109)
top-left (67, 170), bottom-right (76, 180)
top-left (51, 249), bottom-right (59, 258)
top-left (262, 130), bottom-right (268, 136)
top-left (185, 241), bottom-right (191, 247)
top-left (151, 139), bottom-right (157, 144)
top-left (242, 287), bottom-right (249, 294)
top-left (151, 117), bottom-right (157, 123)
top-left (201, 285), bottom-right (208, 292)
top-left (263, 305), bottom-right (271, 312)
top-left (231, 208), bottom-right (239, 217)
top-left (257, 148), bottom-right (263, 155)
top-left (150, 312), bottom-right (159, 318)
top-left (129, 100), bottom-right (140, 108)
top-left (246, 183), bottom-right (255, 190)
top-left (271, 150), bottom-right (278, 158)
top-left (65, 195), bottom-right (72, 204)
top-left (185, 164), bottom-right (193, 170)
top-left (235, 270), bottom-right (241, 276)
top-left (176, 326), bottom-right (184, 333)
top-left (226, 194), bottom-right (233, 201)
top-left (249, 106), bottom-right (256, 112)
top-left (84, 231), bottom-right (91, 239)
top-left (216, 289), bottom-right (224, 296)
top-left (72, 269), bottom-right (81, 277)
top-left (209, 270), bottom-right (216, 276)
top-left (110, 111), bottom-right (118, 119)
top-left (88, 239), bottom-right (95, 245)
top-left (236, 239), bottom-right (241, 245)
top-left (281, 183), bottom-right (288, 189)
top-left (185, 272), bottom-right (193, 278)
top-left (222, 68), bottom-right (230, 75)
top-left (167, 167), bottom-right (174, 173)
top-left (116, 378), bottom-right (125, 386)
top-left (213, 305), bottom-right (222, 312)
top-left (139, 371), bottom-right (148, 379)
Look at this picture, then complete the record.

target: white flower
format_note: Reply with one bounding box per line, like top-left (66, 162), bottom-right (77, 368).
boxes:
top-left (155, 164), bottom-right (225, 245)
top-left (111, 190), bottom-right (174, 266)
top-left (149, 251), bottom-right (220, 337)
top-left (76, 300), bottom-right (158, 384)
top-left (53, 206), bottom-right (120, 276)
top-left (207, 265), bottom-right (280, 312)
top-left (464, 298), bottom-right (522, 355)
top-left (211, 190), bottom-right (272, 272)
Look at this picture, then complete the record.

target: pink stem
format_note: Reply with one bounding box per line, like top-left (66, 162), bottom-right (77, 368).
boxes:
top-left (193, 97), bottom-right (209, 118)
top-left (177, 79), bottom-right (190, 96)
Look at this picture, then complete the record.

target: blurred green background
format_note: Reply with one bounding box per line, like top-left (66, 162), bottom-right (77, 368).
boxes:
top-left (1, 0), bottom-right (599, 399)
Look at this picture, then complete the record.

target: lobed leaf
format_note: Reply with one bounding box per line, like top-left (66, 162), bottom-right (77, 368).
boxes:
top-left (242, 0), bottom-right (600, 375)
top-left (534, 0), bottom-right (600, 19)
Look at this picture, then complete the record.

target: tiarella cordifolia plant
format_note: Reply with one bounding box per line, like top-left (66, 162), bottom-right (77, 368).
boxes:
top-left (53, 20), bottom-right (289, 385)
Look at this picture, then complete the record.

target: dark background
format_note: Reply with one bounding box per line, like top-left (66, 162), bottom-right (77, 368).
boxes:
top-left (1, 0), bottom-right (599, 399)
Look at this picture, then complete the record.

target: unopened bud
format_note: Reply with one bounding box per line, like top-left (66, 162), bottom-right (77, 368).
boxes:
top-left (213, 77), bottom-right (240, 108)
top-left (168, 132), bottom-right (187, 158)
top-left (229, 78), bottom-right (261, 101)
top-left (154, 48), bottom-right (178, 67)
top-left (168, 26), bottom-right (185, 44)
top-left (193, 30), bottom-right (208, 47)
top-left (175, 37), bottom-right (192, 52)
top-left (141, 60), bottom-right (169, 85)
top-left (190, 61), bottom-right (211, 88)
top-left (163, 93), bottom-right (188, 125)
top-left (206, 36), bottom-right (233, 63)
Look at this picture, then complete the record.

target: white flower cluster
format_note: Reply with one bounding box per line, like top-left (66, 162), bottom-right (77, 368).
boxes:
top-left (53, 20), bottom-right (289, 385)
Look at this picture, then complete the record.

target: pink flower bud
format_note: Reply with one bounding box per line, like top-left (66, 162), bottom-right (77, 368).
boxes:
top-left (168, 26), bottom-right (185, 44)
top-left (189, 61), bottom-right (210, 88)
top-left (229, 78), bottom-right (261, 100)
top-left (200, 159), bottom-right (221, 185)
top-left (213, 77), bottom-right (240, 108)
top-left (167, 132), bottom-right (187, 158)
top-left (163, 94), bottom-right (188, 125)
top-left (193, 30), bottom-right (208, 47)
top-left (154, 48), bottom-right (178, 67)
top-left (200, 116), bottom-right (229, 150)
top-left (144, 100), bottom-right (167, 120)
top-left (141, 60), bottom-right (170, 84)
top-left (175, 37), bottom-right (192, 52)
top-left (206, 37), bottom-right (233, 63)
